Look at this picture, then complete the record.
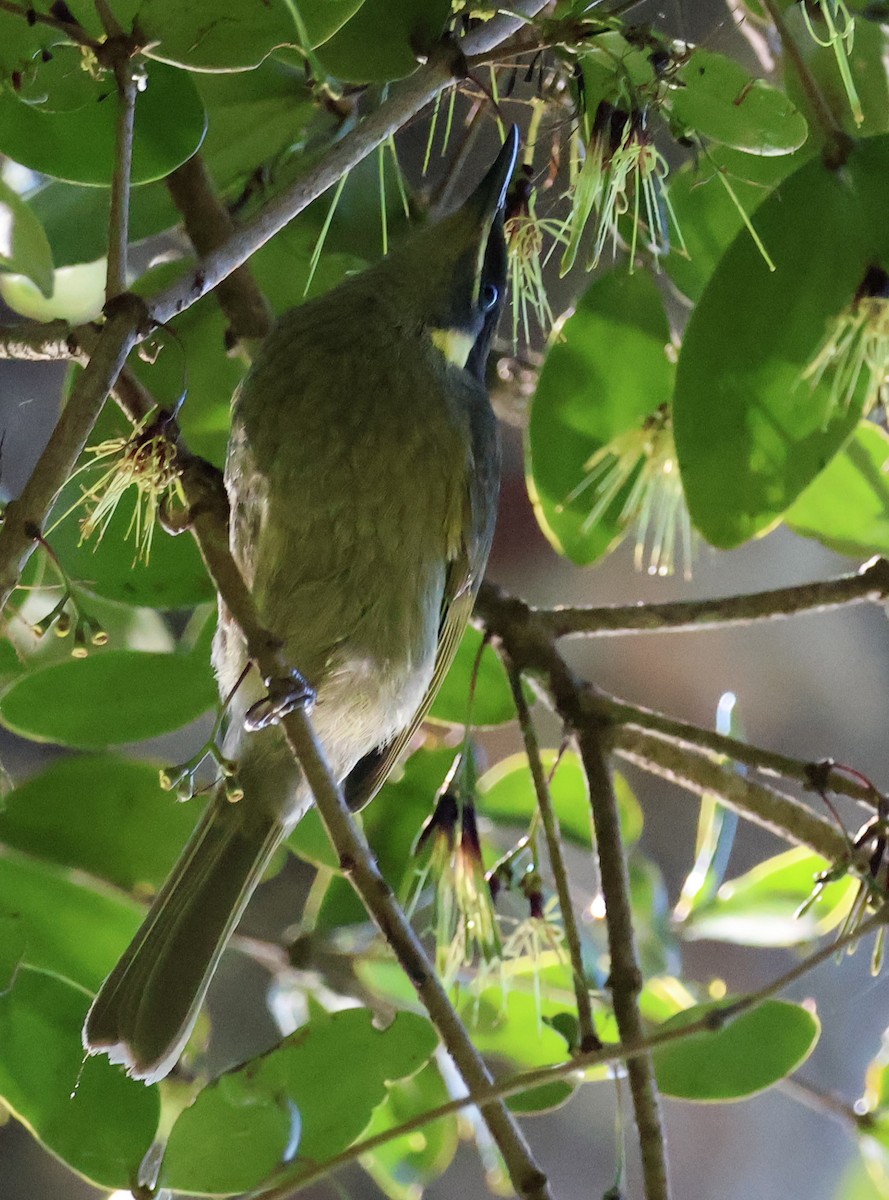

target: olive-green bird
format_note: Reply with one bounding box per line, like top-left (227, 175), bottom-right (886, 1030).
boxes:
top-left (83, 129), bottom-right (518, 1084)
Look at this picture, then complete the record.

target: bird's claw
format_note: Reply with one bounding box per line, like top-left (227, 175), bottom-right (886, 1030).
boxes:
top-left (244, 670), bottom-right (315, 732)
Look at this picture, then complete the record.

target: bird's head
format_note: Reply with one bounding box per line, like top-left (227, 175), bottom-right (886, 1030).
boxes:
top-left (378, 126), bottom-right (519, 382)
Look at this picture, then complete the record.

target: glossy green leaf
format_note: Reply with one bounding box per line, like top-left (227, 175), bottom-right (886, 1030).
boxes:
top-left (679, 846), bottom-right (855, 947)
top-left (162, 1008), bottom-right (437, 1193)
top-left (0, 56), bottom-right (206, 186)
top-left (28, 178), bottom-right (177, 268)
top-left (360, 1060), bottom-right (459, 1200)
top-left (0, 846), bottom-right (142, 991)
top-left (665, 147), bottom-right (805, 303)
top-left (666, 48), bottom-right (808, 154)
top-left (653, 998), bottom-right (820, 1100)
top-left (195, 62), bottom-right (319, 195)
top-left (478, 750), bottom-right (642, 847)
top-left (527, 269), bottom-right (674, 564)
top-left (315, 0), bottom-right (451, 83)
top-left (0, 178), bottom-right (53, 296)
top-left (0, 967), bottom-right (159, 1189)
top-left (428, 625), bottom-right (517, 727)
top-left (0, 647), bottom-right (216, 748)
top-left (0, 755), bottom-right (197, 894)
top-left (138, 0), bottom-right (298, 70)
top-left (294, 0), bottom-right (367, 47)
top-left (457, 987), bottom-right (575, 1113)
top-left (0, 12), bottom-right (59, 82)
top-left (674, 135), bottom-right (889, 547)
top-left (786, 420), bottom-right (889, 558)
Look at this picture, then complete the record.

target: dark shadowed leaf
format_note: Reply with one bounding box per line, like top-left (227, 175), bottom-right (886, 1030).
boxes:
top-left (0, 966), bottom-right (158, 1188)
top-left (315, 0), bottom-right (451, 82)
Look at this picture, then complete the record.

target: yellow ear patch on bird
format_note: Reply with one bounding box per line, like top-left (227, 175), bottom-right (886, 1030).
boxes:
top-left (429, 327), bottom-right (474, 369)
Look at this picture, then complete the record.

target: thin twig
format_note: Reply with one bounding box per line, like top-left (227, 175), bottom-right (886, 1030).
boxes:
top-left (611, 726), bottom-right (848, 862)
top-left (176, 461), bottom-right (552, 1200)
top-left (761, 0), bottom-right (853, 167)
top-left (577, 725), bottom-right (670, 1200)
top-left (106, 60), bottom-right (137, 301)
top-left (538, 558), bottom-right (889, 639)
top-left (146, 1), bottom-right (549, 328)
top-left (505, 658), bottom-right (599, 1053)
top-left (478, 582), bottom-right (882, 812)
top-left (778, 1076), bottom-right (875, 1132)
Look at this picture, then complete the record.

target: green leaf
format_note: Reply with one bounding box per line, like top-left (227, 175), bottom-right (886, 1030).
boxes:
top-left (0, 967), bottom-right (159, 1189)
top-left (0, 755), bottom-right (197, 894)
top-left (0, 845), bottom-right (142, 991)
top-left (527, 269), bottom-right (674, 564)
top-left (0, 56), bottom-right (206, 186)
top-left (137, 0), bottom-right (298, 71)
top-left (477, 750), bottom-right (642, 847)
top-left (679, 846), bottom-right (855, 948)
top-left (293, 0), bottom-right (366, 47)
top-left (665, 48), bottom-right (808, 154)
top-left (0, 255), bottom-right (105, 323)
top-left (456, 986), bottom-right (576, 1113)
top-left (786, 420), bottom-right (889, 558)
top-left (0, 647), bottom-right (217, 748)
top-left (653, 998), bottom-right (820, 1100)
top-left (315, 0), bottom-right (451, 83)
top-left (360, 1060), bottom-right (459, 1200)
top-left (427, 625), bottom-right (517, 727)
top-left (29, 178), bottom-right (178, 268)
top-left (664, 147), bottom-right (806, 303)
top-left (195, 61), bottom-right (319, 195)
top-left (0, 178), bottom-right (54, 296)
top-left (162, 1008), bottom-right (438, 1194)
top-left (674, 134), bottom-right (889, 548)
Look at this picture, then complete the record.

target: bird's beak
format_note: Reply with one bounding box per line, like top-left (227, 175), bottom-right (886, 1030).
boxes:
top-left (463, 125), bottom-right (520, 229)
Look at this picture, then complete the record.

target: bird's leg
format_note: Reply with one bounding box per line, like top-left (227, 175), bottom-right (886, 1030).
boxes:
top-left (244, 669), bottom-right (316, 731)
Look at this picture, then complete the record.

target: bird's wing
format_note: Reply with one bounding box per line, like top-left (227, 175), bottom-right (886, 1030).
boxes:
top-left (344, 552), bottom-right (474, 812)
top-left (345, 386), bottom-right (500, 813)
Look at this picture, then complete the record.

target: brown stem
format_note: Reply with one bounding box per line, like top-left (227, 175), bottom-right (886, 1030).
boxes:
top-left (166, 155), bottom-right (273, 346)
top-left (577, 726), bottom-right (670, 1200)
top-left (539, 558), bottom-right (889, 639)
top-left (505, 659), bottom-right (599, 1054)
top-left (106, 62), bottom-right (137, 301)
top-left (175, 459), bottom-right (552, 1200)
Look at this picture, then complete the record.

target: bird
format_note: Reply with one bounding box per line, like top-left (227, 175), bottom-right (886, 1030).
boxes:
top-left (83, 127), bottom-right (519, 1085)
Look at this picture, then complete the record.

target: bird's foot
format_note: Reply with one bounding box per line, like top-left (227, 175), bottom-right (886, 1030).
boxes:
top-left (244, 670), bottom-right (316, 732)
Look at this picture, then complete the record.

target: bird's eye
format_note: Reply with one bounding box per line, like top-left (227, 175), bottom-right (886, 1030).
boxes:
top-left (480, 282), bottom-right (499, 312)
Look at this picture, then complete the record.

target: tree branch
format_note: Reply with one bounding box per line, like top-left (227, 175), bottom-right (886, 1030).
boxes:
top-left (538, 557), bottom-right (889, 639)
top-left (505, 659), bottom-right (599, 1054)
top-left (611, 726), bottom-right (848, 861)
top-left (577, 725), bottom-right (670, 1200)
top-left (174, 459), bottom-right (552, 1200)
top-left (0, 320), bottom-right (98, 362)
top-left (250, 908), bottom-right (889, 1200)
top-left (146, 1), bottom-right (549, 329)
top-left (165, 154), bottom-right (273, 346)
top-left (106, 57), bottom-right (137, 302)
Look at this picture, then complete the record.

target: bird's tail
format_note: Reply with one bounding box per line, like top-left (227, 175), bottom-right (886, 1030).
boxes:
top-left (83, 783), bottom-right (289, 1085)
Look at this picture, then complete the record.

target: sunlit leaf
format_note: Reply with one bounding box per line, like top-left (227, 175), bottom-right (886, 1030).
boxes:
top-left (653, 998), bottom-right (820, 1099)
top-left (0, 178), bottom-right (53, 296)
